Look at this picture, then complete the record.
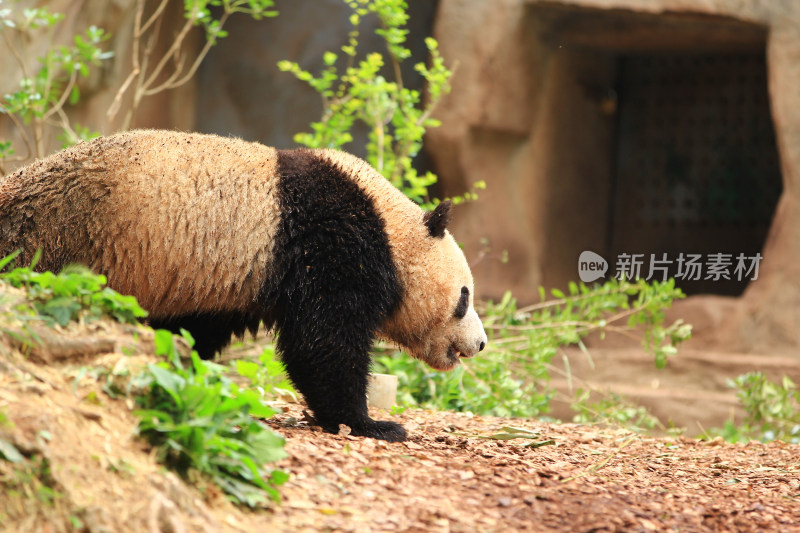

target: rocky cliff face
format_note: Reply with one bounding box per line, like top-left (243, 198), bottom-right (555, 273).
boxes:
top-left (427, 0), bottom-right (800, 353)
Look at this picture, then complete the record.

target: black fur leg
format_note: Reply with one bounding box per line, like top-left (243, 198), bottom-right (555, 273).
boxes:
top-left (268, 149), bottom-right (406, 442)
top-left (352, 420), bottom-right (407, 442)
top-left (149, 312), bottom-right (260, 359)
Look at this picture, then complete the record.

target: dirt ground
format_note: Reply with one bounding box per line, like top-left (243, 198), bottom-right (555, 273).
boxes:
top-left (267, 404), bottom-right (800, 533)
top-left (1, 323), bottom-right (799, 532)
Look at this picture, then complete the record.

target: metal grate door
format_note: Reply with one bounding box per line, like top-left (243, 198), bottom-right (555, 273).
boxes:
top-left (609, 53), bottom-right (781, 295)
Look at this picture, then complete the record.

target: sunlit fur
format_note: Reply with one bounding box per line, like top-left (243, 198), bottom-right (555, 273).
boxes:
top-left (0, 130), bottom-right (281, 318)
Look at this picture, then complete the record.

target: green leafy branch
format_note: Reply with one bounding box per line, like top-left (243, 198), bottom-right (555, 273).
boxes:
top-left (279, 0), bottom-right (483, 207)
top-left (486, 278), bottom-right (692, 369)
top-left (375, 278), bottom-right (691, 422)
top-left (0, 4), bottom-right (112, 170)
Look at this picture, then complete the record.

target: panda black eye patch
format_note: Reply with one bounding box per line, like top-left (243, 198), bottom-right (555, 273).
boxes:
top-left (454, 286), bottom-right (469, 319)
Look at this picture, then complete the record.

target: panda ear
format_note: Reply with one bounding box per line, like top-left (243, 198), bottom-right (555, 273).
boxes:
top-left (423, 200), bottom-right (452, 239)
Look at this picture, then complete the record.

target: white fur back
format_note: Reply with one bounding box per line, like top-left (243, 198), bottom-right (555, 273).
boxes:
top-left (86, 130), bottom-right (281, 316)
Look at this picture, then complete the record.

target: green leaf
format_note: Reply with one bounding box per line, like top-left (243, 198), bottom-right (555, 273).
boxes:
top-left (248, 428), bottom-right (288, 463)
top-left (42, 296), bottom-right (81, 325)
top-left (236, 360), bottom-right (259, 381)
top-left (0, 438), bottom-right (24, 463)
top-left (524, 439), bottom-right (556, 449)
top-left (148, 364), bottom-right (185, 403)
top-left (323, 51), bottom-right (337, 66)
top-left (479, 427), bottom-right (543, 441)
top-left (248, 401), bottom-right (276, 420)
top-left (269, 469), bottom-right (290, 485)
top-left (0, 250), bottom-right (21, 272)
top-left (154, 329), bottom-right (174, 356)
top-left (69, 85), bottom-right (80, 104)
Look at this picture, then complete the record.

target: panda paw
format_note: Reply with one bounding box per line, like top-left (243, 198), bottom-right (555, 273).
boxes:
top-left (348, 420), bottom-right (408, 442)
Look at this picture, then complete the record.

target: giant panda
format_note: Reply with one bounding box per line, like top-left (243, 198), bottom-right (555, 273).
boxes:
top-left (0, 129), bottom-right (487, 442)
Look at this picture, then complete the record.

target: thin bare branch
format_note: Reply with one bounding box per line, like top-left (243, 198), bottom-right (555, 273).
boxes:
top-left (158, 31), bottom-right (219, 89)
top-left (377, 18), bottom-right (404, 91)
top-left (42, 69), bottom-right (78, 122)
top-left (560, 435), bottom-right (637, 483)
top-left (1, 107), bottom-right (34, 165)
top-left (121, 4), bottom-right (163, 130)
top-left (145, 48), bottom-right (187, 94)
top-left (107, 68), bottom-right (140, 121)
top-left (108, 0), bottom-right (144, 123)
top-left (2, 29), bottom-right (30, 80)
top-left (52, 106), bottom-right (78, 143)
top-left (144, 11), bottom-right (230, 95)
top-left (141, 17), bottom-right (195, 91)
top-left (139, 0), bottom-right (170, 36)
top-left (375, 98), bottom-right (385, 172)
top-left (33, 121), bottom-right (44, 158)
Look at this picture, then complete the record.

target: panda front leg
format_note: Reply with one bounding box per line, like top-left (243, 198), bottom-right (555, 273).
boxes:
top-left (276, 328), bottom-right (407, 442)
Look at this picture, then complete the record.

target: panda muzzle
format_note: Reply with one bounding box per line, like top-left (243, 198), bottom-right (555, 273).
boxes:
top-left (447, 343), bottom-right (474, 361)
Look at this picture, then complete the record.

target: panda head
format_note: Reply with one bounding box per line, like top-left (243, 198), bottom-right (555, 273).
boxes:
top-left (381, 201), bottom-right (488, 371)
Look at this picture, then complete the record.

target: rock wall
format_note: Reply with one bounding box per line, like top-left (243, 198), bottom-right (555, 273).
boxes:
top-left (428, 0), bottom-right (800, 353)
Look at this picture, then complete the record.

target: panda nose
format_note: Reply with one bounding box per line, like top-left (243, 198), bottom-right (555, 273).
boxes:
top-left (478, 341), bottom-right (486, 352)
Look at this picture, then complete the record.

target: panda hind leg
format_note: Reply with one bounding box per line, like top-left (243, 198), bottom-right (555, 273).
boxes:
top-left (149, 312), bottom-right (260, 359)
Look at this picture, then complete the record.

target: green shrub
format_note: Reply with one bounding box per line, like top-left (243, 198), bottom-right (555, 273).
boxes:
top-left (133, 330), bottom-right (288, 507)
top-left (0, 251), bottom-right (147, 326)
top-left (0, 257), bottom-right (288, 506)
top-left (235, 345), bottom-right (297, 402)
top-left (0, 1), bottom-right (277, 170)
top-left (571, 388), bottom-right (659, 431)
top-left (375, 278), bottom-right (691, 420)
top-left (705, 372), bottom-right (800, 444)
top-left (0, 5), bottom-right (111, 168)
top-left (375, 347), bottom-right (552, 418)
